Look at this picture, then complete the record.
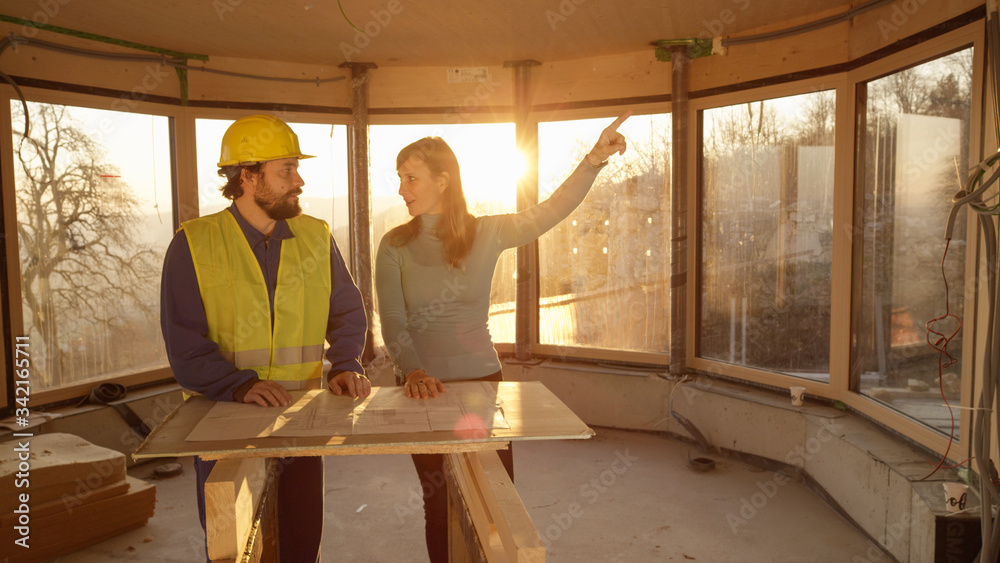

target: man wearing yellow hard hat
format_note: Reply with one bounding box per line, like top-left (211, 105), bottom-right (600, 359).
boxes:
top-left (160, 114), bottom-right (368, 562)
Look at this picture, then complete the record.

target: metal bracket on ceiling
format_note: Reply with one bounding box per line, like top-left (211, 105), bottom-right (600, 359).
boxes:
top-left (653, 38), bottom-right (719, 62)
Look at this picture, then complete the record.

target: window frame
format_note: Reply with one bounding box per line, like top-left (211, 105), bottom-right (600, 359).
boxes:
top-left (842, 24), bottom-right (984, 457)
top-left (687, 81), bottom-right (849, 386)
top-left (0, 21), bottom-right (984, 460)
top-left (530, 103), bottom-right (673, 365)
top-left (0, 89), bottom-right (357, 408)
top-left (685, 22), bottom-right (984, 458)
top-left (689, 76), bottom-right (849, 390)
top-left (1, 88), bottom-right (188, 406)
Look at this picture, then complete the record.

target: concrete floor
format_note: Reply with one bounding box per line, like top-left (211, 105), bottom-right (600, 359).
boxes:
top-left (53, 428), bottom-right (891, 562)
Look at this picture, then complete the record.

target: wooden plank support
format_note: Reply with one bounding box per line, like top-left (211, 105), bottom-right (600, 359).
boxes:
top-left (240, 460), bottom-right (278, 563)
top-left (445, 450), bottom-right (545, 562)
top-left (475, 451), bottom-right (545, 562)
top-left (446, 455), bottom-right (487, 563)
top-left (205, 457), bottom-right (269, 562)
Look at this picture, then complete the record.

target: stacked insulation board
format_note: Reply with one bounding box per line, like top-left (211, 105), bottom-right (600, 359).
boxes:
top-left (0, 433), bottom-right (155, 562)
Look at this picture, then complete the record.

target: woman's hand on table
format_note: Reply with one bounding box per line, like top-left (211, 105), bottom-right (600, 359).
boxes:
top-left (404, 369), bottom-right (445, 399)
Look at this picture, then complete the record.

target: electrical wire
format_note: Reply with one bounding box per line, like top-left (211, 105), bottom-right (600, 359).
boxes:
top-left (0, 67), bottom-right (28, 139)
top-left (917, 239), bottom-right (963, 481)
top-left (0, 34), bottom-right (30, 139)
top-left (951, 7), bottom-right (1000, 555)
top-left (667, 375), bottom-right (715, 452)
top-left (1, 34), bottom-right (346, 85)
top-left (337, 0), bottom-right (364, 33)
top-left (940, 456), bottom-right (975, 469)
top-left (970, 188), bottom-right (1000, 563)
top-left (964, 8), bottom-right (1000, 559)
top-left (721, 0), bottom-right (897, 47)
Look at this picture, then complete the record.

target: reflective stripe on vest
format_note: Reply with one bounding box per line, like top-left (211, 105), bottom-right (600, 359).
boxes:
top-left (219, 344), bottom-right (325, 369)
top-left (182, 210), bottom-right (331, 383)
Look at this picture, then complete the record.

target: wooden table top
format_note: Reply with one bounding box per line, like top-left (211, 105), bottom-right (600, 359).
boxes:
top-left (132, 381), bottom-right (594, 461)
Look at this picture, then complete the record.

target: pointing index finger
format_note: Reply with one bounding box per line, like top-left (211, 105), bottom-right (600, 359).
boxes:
top-left (606, 110), bottom-right (633, 132)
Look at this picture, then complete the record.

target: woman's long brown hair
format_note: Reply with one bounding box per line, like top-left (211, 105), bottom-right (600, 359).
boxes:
top-left (386, 137), bottom-right (476, 268)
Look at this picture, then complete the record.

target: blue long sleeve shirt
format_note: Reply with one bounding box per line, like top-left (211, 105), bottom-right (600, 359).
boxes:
top-left (160, 204), bottom-right (367, 402)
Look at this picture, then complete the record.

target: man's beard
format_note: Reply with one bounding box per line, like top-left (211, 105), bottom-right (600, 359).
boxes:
top-left (254, 177), bottom-right (302, 220)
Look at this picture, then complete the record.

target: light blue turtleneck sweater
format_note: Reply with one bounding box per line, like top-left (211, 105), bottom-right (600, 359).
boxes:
top-left (374, 160), bottom-right (603, 381)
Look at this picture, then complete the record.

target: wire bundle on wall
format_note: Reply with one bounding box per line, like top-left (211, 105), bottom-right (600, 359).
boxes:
top-left (950, 4), bottom-right (1000, 558)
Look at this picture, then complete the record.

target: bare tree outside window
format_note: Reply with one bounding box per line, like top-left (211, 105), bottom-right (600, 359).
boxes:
top-left (538, 114), bottom-right (672, 353)
top-left (856, 48), bottom-right (972, 433)
top-left (12, 102), bottom-right (166, 390)
top-left (701, 91), bottom-right (836, 378)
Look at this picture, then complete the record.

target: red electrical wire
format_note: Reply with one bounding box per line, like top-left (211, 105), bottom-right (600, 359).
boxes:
top-left (940, 457), bottom-right (974, 469)
top-left (918, 239), bottom-right (963, 481)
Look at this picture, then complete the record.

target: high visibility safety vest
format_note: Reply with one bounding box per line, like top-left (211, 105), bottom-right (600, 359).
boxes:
top-left (182, 211), bottom-right (332, 383)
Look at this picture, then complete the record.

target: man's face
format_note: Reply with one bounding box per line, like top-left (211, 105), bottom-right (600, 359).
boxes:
top-left (250, 158), bottom-right (304, 220)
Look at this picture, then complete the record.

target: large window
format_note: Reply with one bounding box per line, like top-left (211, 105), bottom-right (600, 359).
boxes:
top-left (537, 114), bottom-right (671, 353)
top-left (369, 123), bottom-right (518, 345)
top-left (700, 91), bottom-right (836, 380)
top-left (10, 101), bottom-right (173, 391)
top-left (194, 118), bottom-right (350, 255)
top-left (854, 48), bottom-right (972, 433)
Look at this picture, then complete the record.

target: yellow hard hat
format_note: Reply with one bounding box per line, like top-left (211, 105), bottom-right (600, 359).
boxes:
top-left (217, 114), bottom-right (315, 167)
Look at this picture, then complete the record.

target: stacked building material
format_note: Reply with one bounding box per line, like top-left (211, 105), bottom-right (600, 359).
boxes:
top-left (0, 432), bottom-right (156, 562)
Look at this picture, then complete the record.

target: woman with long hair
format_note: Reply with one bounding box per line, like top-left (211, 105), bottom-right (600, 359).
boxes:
top-left (375, 112), bottom-right (630, 562)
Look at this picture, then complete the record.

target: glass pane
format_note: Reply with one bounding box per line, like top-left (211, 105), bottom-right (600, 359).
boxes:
top-left (195, 118), bottom-right (350, 256)
top-left (855, 48), bottom-right (972, 433)
top-left (11, 101), bottom-right (173, 390)
top-left (537, 114), bottom-right (671, 353)
top-left (370, 123), bottom-right (517, 346)
top-left (700, 91), bottom-right (836, 380)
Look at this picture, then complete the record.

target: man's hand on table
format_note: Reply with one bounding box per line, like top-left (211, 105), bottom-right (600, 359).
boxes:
top-left (329, 371), bottom-right (372, 398)
top-left (242, 380), bottom-right (294, 407)
top-left (404, 369), bottom-right (445, 399)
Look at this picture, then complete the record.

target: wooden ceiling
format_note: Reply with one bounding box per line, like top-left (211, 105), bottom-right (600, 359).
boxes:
top-left (2, 0), bottom-right (852, 67)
